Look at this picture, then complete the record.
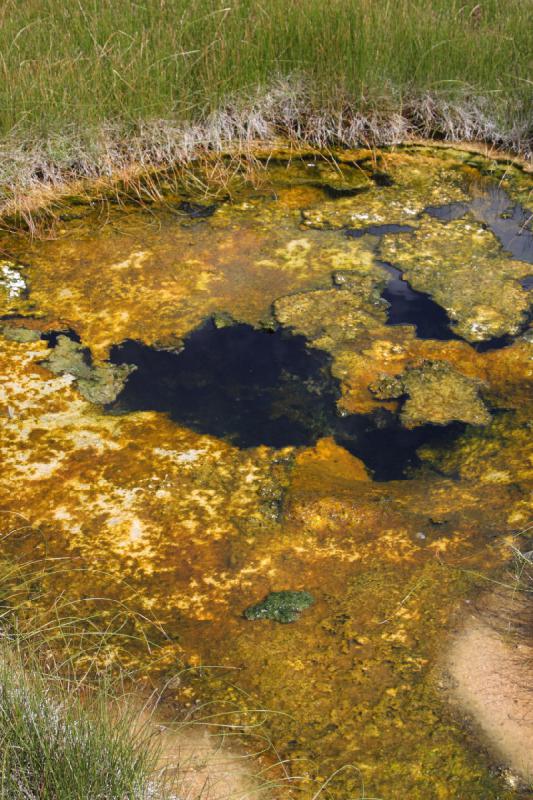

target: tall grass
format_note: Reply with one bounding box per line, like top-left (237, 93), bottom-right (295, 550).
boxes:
top-left (0, 0), bottom-right (531, 179)
top-left (0, 552), bottom-right (165, 800)
top-left (0, 0), bottom-right (531, 136)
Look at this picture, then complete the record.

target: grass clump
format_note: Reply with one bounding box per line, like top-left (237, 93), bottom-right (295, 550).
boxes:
top-left (0, 647), bottom-right (160, 800)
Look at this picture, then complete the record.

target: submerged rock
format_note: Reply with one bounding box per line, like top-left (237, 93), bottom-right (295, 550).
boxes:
top-left (273, 253), bottom-right (389, 351)
top-left (370, 361), bottom-right (491, 428)
top-left (244, 590), bottom-right (315, 623)
top-left (41, 335), bottom-right (135, 405)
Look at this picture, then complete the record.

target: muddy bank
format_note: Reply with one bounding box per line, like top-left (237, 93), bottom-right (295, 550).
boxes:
top-left (151, 715), bottom-right (277, 799)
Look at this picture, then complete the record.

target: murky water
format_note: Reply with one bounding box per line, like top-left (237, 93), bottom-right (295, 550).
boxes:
top-left (0, 146), bottom-right (532, 798)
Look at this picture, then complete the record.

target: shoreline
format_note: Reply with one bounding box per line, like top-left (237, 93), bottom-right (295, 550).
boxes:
top-left (1, 131), bottom-right (532, 234)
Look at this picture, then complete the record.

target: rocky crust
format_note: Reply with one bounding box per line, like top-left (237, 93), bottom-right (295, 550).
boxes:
top-left (370, 361), bottom-right (491, 428)
top-left (380, 217), bottom-right (531, 342)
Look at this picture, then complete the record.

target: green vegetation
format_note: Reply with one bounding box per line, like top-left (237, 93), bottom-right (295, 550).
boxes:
top-left (1, 0), bottom-right (531, 135)
top-left (0, 0), bottom-right (532, 197)
top-left (0, 650), bottom-right (159, 800)
top-left (41, 334), bottom-right (135, 405)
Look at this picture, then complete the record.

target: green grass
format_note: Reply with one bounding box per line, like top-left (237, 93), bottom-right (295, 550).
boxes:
top-left (0, 650), bottom-right (160, 800)
top-left (0, 0), bottom-right (532, 174)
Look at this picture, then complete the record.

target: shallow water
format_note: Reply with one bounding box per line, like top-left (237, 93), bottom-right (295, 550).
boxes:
top-left (0, 145), bottom-right (532, 799)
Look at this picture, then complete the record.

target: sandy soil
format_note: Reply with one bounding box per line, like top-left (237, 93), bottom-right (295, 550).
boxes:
top-left (447, 589), bottom-right (533, 785)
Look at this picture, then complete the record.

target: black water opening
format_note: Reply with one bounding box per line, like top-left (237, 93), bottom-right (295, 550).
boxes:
top-left (315, 184), bottom-right (369, 199)
top-left (177, 201), bottom-right (218, 218)
top-left (371, 172), bottom-right (394, 187)
top-left (41, 327), bottom-right (82, 347)
top-left (345, 187), bottom-right (532, 350)
top-left (424, 202), bottom-right (469, 222)
top-left (378, 261), bottom-right (462, 341)
top-left (345, 227), bottom-right (461, 340)
top-left (108, 320), bottom-right (467, 481)
top-left (335, 414), bottom-right (467, 479)
top-left (346, 224), bottom-right (415, 239)
top-left (109, 322), bottom-right (340, 449)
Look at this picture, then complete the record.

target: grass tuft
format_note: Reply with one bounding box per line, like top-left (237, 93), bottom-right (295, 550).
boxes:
top-left (0, 647), bottom-right (161, 800)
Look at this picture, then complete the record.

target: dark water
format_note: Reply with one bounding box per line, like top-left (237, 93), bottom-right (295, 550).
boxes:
top-left (108, 321), bottom-right (465, 481)
top-left (343, 185), bottom-right (533, 348)
top-left (99, 179), bottom-right (533, 478)
top-left (41, 327), bottom-right (82, 347)
top-left (345, 227), bottom-right (461, 341)
top-left (318, 184), bottom-right (369, 199)
top-left (346, 224), bottom-right (415, 239)
top-left (177, 201), bottom-right (218, 218)
top-left (420, 184), bottom-right (533, 350)
top-left (109, 323), bottom-right (339, 449)
top-left (423, 202), bottom-right (469, 221)
top-left (371, 172), bottom-right (395, 187)
top-left (378, 261), bottom-right (461, 341)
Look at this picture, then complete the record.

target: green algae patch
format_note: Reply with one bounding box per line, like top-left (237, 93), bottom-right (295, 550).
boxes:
top-left (370, 361), bottom-right (491, 428)
top-left (420, 408), bottom-right (533, 490)
top-left (274, 285), bottom-right (386, 347)
top-left (2, 325), bottom-right (41, 343)
top-left (40, 335), bottom-right (135, 404)
top-left (244, 590), bottom-right (314, 623)
top-left (272, 279), bottom-right (396, 414)
top-left (379, 216), bottom-right (531, 342)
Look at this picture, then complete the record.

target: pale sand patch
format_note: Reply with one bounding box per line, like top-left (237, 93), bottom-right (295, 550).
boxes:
top-left (131, 704), bottom-right (282, 800)
top-left (155, 724), bottom-right (280, 800)
top-left (447, 591), bottom-right (533, 784)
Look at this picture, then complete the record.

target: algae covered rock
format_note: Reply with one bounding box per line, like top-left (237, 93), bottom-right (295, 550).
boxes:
top-left (273, 280), bottom-right (387, 348)
top-left (418, 408), bottom-right (533, 485)
top-left (370, 361), bottom-right (491, 428)
top-left (244, 590), bottom-right (315, 623)
top-left (41, 335), bottom-right (135, 405)
top-left (300, 151), bottom-right (470, 230)
top-left (379, 217), bottom-right (531, 342)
